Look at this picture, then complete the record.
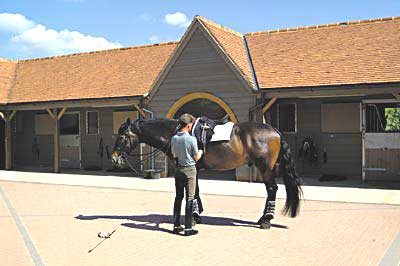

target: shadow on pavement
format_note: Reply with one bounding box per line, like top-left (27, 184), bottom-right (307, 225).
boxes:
top-left (75, 214), bottom-right (288, 234)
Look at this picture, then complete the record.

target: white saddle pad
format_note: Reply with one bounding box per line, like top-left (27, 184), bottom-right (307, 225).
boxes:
top-left (210, 122), bottom-right (235, 142)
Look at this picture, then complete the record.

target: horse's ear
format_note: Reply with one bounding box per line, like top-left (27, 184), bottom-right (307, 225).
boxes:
top-left (126, 117), bottom-right (131, 124)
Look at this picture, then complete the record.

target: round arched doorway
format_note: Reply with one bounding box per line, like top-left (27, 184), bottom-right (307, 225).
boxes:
top-left (166, 93), bottom-right (237, 180)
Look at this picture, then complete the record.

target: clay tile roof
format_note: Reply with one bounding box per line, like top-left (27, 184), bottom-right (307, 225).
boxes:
top-left (0, 59), bottom-right (17, 104)
top-left (7, 42), bottom-right (178, 104)
top-left (245, 16), bottom-right (400, 89)
top-left (196, 16), bottom-right (255, 88)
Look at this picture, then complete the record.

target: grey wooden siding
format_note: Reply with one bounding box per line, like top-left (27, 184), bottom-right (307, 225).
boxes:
top-left (365, 149), bottom-right (400, 181)
top-left (0, 118), bottom-right (4, 169)
top-left (13, 111), bottom-right (54, 167)
top-left (149, 28), bottom-right (255, 172)
top-left (278, 98), bottom-right (362, 178)
top-left (12, 108), bottom-right (142, 171)
top-left (149, 28), bottom-right (254, 121)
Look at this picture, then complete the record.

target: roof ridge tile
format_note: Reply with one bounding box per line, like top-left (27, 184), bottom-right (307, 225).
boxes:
top-left (195, 15), bottom-right (243, 37)
top-left (17, 41), bottom-right (180, 62)
top-left (245, 16), bottom-right (400, 36)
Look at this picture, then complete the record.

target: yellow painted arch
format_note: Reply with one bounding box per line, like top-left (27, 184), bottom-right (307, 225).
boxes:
top-left (166, 92), bottom-right (238, 123)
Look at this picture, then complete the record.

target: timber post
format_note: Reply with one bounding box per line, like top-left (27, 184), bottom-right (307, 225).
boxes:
top-left (0, 110), bottom-right (16, 170)
top-left (47, 107), bottom-right (67, 173)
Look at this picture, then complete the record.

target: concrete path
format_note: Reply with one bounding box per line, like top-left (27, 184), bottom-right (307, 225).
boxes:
top-left (1, 180), bottom-right (400, 266)
top-left (0, 170), bottom-right (399, 205)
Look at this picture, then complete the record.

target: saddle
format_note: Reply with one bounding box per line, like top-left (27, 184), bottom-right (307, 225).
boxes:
top-left (191, 114), bottom-right (232, 151)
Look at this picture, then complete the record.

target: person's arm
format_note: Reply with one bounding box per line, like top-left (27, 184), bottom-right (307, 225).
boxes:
top-left (190, 137), bottom-right (203, 162)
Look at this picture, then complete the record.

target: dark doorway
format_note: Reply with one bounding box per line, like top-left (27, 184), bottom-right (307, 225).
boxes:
top-left (0, 119), bottom-right (5, 169)
top-left (170, 98), bottom-right (236, 180)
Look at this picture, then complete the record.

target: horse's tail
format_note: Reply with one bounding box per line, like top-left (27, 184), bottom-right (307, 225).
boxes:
top-left (277, 132), bottom-right (302, 217)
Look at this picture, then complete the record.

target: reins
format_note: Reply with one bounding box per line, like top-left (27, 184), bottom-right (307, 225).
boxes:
top-left (116, 121), bottom-right (181, 175)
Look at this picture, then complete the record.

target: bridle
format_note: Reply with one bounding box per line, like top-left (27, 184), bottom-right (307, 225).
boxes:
top-left (114, 121), bottom-right (182, 173)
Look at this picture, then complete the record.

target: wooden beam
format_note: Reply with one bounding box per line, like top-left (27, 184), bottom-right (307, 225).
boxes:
top-left (0, 112), bottom-right (5, 121)
top-left (133, 103), bottom-right (146, 118)
top-left (46, 108), bottom-right (55, 119)
top-left (262, 87), bottom-right (400, 99)
top-left (393, 93), bottom-right (400, 102)
top-left (262, 98), bottom-right (277, 113)
top-left (2, 97), bottom-right (141, 111)
top-left (0, 111), bottom-right (17, 170)
top-left (57, 107), bottom-right (67, 120)
top-left (5, 119), bottom-right (12, 170)
top-left (8, 110), bottom-right (16, 121)
top-left (53, 109), bottom-right (60, 173)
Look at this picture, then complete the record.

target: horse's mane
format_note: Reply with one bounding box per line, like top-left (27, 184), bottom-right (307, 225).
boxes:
top-left (132, 117), bottom-right (179, 135)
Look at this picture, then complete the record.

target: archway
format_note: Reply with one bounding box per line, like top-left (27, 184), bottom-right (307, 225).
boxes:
top-left (166, 92), bottom-right (238, 123)
top-left (166, 93), bottom-right (237, 180)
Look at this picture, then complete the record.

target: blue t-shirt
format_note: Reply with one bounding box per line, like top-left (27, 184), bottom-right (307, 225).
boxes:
top-left (171, 132), bottom-right (199, 167)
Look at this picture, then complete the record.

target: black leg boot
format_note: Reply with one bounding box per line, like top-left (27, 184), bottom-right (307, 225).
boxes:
top-left (192, 199), bottom-right (202, 225)
top-left (184, 200), bottom-right (198, 236)
top-left (193, 176), bottom-right (203, 224)
top-left (172, 198), bottom-right (183, 234)
top-left (259, 200), bottom-right (276, 229)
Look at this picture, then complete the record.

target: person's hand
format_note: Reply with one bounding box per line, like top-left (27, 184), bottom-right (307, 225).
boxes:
top-left (194, 150), bottom-right (203, 161)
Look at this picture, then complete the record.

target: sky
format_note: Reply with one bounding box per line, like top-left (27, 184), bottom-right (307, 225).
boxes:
top-left (0, 0), bottom-right (399, 60)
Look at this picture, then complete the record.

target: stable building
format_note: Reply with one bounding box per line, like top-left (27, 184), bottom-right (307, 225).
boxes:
top-left (0, 16), bottom-right (399, 181)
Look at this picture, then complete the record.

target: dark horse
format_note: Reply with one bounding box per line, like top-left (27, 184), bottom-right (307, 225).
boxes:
top-left (112, 118), bottom-right (302, 229)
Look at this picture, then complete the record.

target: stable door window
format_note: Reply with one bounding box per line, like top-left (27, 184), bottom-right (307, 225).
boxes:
top-left (60, 113), bottom-right (80, 135)
top-left (366, 103), bottom-right (400, 133)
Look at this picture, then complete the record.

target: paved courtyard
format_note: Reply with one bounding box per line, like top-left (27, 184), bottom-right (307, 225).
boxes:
top-left (1, 179), bottom-right (400, 266)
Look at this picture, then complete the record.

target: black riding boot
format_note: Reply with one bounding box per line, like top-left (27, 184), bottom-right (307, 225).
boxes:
top-left (184, 200), bottom-right (198, 236)
top-left (172, 198), bottom-right (183, 234)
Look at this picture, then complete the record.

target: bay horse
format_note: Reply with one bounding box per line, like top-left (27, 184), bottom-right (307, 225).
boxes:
top-left (112, 118), bottom-right (302, 229)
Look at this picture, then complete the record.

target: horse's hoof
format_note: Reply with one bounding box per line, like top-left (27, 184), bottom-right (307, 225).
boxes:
top-left (260, 221), bottom-right (271, 230)
top-left (256, 216), bottom-right (265, 225)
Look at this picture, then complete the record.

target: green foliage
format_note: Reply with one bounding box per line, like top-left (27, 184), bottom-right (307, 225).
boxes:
top-left (385, 108), bottom-right (400, 131)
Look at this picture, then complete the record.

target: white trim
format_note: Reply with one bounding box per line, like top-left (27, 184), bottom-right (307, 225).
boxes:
top-left (86, 111), bottom-right (100, 135)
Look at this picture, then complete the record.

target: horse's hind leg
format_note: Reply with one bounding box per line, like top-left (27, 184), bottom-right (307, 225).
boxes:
top-left (255, 158), bottom-right (278, 229)
top-left (257, 179), bottom-right (278, 229)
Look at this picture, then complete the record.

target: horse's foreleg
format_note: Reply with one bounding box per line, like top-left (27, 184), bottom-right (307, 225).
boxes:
top-left (193, 169), bottom-right (203, 224)
top-left (194, 176), bottom-right (204, 214)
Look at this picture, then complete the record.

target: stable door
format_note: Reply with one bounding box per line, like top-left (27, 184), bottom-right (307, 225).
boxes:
top-left (60, 112), bottom-right (81, 169)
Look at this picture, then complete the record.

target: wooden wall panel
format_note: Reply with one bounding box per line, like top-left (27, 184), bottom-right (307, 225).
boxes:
top-left (149, 28), bottom-right (255, 176)
top-left (280, 98), bottom-right (363, 179)
top-left (321, 103), bottom-right (360, 133)
top-left (365, 149), bottom-right (400, 181)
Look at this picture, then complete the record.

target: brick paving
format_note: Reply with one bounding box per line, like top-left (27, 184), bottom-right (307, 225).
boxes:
top-left (1, 180), bottom-right (400, 266)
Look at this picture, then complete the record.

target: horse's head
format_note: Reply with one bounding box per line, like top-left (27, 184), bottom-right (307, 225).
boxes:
top-left (112, 118), bottom-right (140, 167)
